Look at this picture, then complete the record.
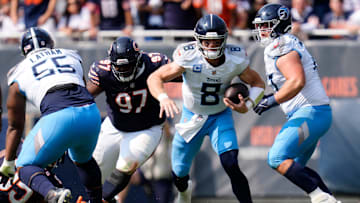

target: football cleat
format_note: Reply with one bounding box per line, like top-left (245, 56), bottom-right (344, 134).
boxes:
top-left (311, 192), bottom-right (342, 203)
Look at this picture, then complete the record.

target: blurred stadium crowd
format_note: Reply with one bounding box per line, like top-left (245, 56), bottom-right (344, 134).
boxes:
top-left (1, 0), bottom-right (360, 43)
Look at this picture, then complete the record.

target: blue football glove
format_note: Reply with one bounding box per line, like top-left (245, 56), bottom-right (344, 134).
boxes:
top-left (253, 94), bottom-right (279, 115)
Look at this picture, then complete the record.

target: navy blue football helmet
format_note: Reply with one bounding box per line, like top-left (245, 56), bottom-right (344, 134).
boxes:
top-left (108, 37), bottom-right (142, 82)
top-left (252, 4), bottom-right (292, 45)
top-left (20, 27), bottom-right (54, 56)
top-left (194, 14), bottom-right (228, 59)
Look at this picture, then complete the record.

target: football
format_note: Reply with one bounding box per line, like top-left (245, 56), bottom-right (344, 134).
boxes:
top-left (224, 83), bottom-right (249, 104)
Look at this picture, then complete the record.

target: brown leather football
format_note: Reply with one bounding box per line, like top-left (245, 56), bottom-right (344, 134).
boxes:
top-left (224, 83), bottom-right (249, 104)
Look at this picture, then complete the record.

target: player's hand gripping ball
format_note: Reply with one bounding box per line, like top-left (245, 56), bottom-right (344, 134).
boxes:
top-left (224, 83), bottom-right (249, 104)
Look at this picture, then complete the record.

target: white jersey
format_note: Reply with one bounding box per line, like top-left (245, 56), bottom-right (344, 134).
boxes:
top-left (264, 34), bottom-right (330, 115)
top-left (173, 41), bottom-right (249, 115)
top-left (7, 48), bottom-right (85, 109)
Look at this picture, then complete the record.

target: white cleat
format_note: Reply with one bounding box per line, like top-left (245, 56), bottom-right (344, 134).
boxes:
top-left (311, 192), bottom-right (341, 203)
top-left (175, 180), bottom-right (192, 203)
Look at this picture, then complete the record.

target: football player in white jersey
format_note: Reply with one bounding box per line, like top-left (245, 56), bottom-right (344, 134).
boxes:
top-left (252, 4), bottom-right (341, 203)
top-left (147, 14), bottom-right (265, 203)
top-left (0, 27), bottom-right (102, 203)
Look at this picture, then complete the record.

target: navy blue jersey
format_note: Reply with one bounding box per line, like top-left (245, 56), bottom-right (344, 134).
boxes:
top-left (88, 52), bottom-right (169, 132)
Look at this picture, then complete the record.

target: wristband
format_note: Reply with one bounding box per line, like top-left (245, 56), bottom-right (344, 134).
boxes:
top-left (248, 87), bottom-right (265, 108)
top-left (267, 94), bottom-right (279, 106)
top-left (157, 93), bottom-right (169, 102)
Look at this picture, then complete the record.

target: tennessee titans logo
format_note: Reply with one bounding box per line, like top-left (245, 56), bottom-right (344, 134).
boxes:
top-left (193, 64), bottom-right (202, 72)
top-left (278, 7), bottom-right (290, 21)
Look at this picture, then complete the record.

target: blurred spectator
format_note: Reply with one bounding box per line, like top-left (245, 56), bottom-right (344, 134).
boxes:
top-left (193, 0), bottom-right (237, 32)
top-left (290, 0), bottom-right (320, 40)
top-left (162, 0), bottom-right (200, 31)
top-left (347, 9), bottom-right (360, 39)
top-left (245, 0), bottom-right (267, 29)
top-left (137, 0), bottom-right (164, 40)
top-left (58, 0), bottom-right (92, 40)
top-left (81, 0), bottom-right (100, 39)
top-left (137, 0), bottom-right (163, 29)
top-left (267, 0), bottom-right (290, 8)
top-left (0, 0), bottom-right (24, 43)
top-left (312, 0), bottom-right (330, 23)
top-left (235, 0), bottom-right (250, 29)
top-left (323, 0), bottom-right (356, 39)
top-left (94, 0), bottom-right (134, 36)
top-left (10, 0), bottom-right (57, 33)
top-left (343, 0), bottom-right (360, 13)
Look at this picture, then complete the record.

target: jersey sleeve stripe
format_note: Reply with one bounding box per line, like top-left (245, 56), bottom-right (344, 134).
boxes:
top-left (90, 69), bottom-right (98, 76)
top-left (89, 79), bottom-right (100, 86)
top-left (98, 64), bottom-right (111, 71)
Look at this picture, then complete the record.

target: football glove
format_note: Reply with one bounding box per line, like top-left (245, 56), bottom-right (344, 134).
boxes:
top-left (0, 159), bottom-right (15, 177)
top-left (253, 94), bottom-right (279, 115)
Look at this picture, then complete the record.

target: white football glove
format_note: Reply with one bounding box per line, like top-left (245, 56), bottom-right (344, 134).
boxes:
top-left (0, 159), bottom-right (15, 177)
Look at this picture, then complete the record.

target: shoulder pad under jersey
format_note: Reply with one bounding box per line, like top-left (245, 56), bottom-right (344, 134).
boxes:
top-left (266, 34), bottom-right (299, 58)
top-left (173, 41), bottom-right (197, 65)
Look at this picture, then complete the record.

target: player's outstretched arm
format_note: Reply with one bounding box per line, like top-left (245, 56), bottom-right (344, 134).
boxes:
top-left (0, 83), bottom-right (26, 177)
top-left (147, 62), bottom-right (184, 118)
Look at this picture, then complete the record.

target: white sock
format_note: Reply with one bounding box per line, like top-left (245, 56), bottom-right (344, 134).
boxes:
top-left (309, 187), bottom-right (324, 199)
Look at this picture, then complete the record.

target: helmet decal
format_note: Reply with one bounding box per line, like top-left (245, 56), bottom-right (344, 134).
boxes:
top-left (132, 41), bottom-right (140, 52)
top-left (278, 7), bottom-right (290, 21)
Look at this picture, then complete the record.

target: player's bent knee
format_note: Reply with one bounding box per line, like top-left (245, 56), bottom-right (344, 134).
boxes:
top-left (116, 160), bottom-right (138, 175)
top-left (220, 150), bottom-right (239, 170)
top-left (267, 153), bottom-right (283, 169)
top-left (19, 165), bottom-right (46, 186)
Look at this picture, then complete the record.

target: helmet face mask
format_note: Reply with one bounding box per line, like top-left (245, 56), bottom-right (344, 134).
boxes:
top-left (108, 37), bottom-right (142, 82)
top-left (252, 19), bottom-right (281, 46)
top-left (20, 27), bottom-right (54, 56)
top-left (194, 14), bottom-right (228, 60)
top-left (252, 4), bottom-right (292, 46)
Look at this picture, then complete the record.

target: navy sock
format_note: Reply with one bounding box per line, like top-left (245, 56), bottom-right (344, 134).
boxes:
top-left (75, 158), bottom-right (102, 202)
top-left (220, 150), bottom-right (252, 203)
top-left (284, 162), bottom-right (318, 193)
top-left (172, 172), bottom-right (189, 192)
top-left (304, 166), bottom-right (331, 194)
top-left (103, 170), bottom-right (131, 201)
top-left (19, 165), bottom-right (55, 198)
